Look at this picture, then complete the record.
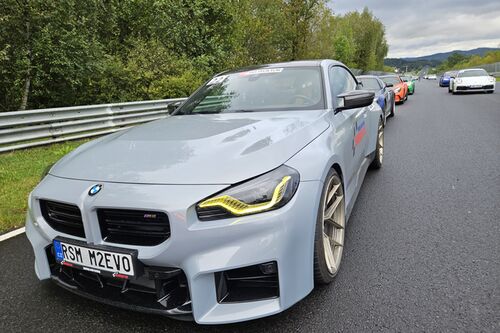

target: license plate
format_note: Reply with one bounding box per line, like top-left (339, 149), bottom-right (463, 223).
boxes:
top-left (470, 85), bottom-right (482, 88)
top-left (53, 237), bottom-right (137, 278)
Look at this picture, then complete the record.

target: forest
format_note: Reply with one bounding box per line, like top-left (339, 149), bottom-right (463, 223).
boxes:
top-left (0, 0), bottom-right (388, 112)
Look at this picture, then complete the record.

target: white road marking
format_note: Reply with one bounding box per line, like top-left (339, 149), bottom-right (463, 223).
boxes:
top-left (0, 227), bottom-right (25, 242)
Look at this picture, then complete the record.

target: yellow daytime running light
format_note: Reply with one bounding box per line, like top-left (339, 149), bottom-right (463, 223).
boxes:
top-left (198, 176), bottom-right (292, 216)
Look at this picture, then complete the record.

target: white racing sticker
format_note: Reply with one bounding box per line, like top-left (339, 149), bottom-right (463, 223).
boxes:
top-left (239, 68), bottom-right (284, 76)
top-left (207, 75), bottom-right (229, 85)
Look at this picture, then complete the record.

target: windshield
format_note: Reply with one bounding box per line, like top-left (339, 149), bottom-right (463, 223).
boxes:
top-left (174, 67), bottom-right (325, 115)
top-left (458, 69), bottom-right (488, 77)
top-left (358, 78), bottom-right (381, 91)
top-left (381, 76), bottom-right (401, 85)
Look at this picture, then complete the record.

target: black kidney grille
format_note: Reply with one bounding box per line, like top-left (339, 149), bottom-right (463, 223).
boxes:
top-left (98, 209), bottom-right (170, 246)
top-left (40, 200), bottom-right (85, 237)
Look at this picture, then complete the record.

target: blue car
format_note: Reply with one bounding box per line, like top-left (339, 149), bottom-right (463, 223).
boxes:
top-left (439, 71), bottom-right (457, 87)
top-left (357, 75), bottom-right (395, 121)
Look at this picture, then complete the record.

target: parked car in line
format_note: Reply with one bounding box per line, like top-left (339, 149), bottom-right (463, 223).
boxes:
top-left (400, 76), bottom-right (415, 95)
top-left (449, 68), bottom-right (495, 94)
top-left (357, 75), bottom-right (395, 120)
top-left (26, 60), bottom-right (386, 324)
top-left (427, 74), bottom-right (437, 80)
top-left (380, 75), bottom-right (408, 104)
top-left (439, 71), bottom-right (457, 87)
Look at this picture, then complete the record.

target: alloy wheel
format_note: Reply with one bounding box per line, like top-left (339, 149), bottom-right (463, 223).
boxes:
top-left (378, 121), bottom-right (384, 164)
top-left (322, 175), bottom-right (345, 274)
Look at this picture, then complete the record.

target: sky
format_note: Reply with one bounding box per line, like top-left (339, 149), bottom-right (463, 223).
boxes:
top-left (329, 0), bottom-right (500, 58)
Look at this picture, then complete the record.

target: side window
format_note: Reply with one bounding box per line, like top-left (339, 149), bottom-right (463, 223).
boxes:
top-left (329, 66), bottom-right (357, 108)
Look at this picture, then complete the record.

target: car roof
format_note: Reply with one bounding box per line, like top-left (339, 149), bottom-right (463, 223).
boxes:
top-left (459, 68), bottom-right (486, 73)
top-left (219, 59), bottom-right (345, 75)
top-left (379, 74), bottom-right (400, 78)
top-left (356, 75), bottom-right (380, 79)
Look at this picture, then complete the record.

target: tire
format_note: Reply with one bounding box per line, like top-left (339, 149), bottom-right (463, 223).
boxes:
top-left (370, 118), bottom-right (384, 169)
top-left (314, 169), bottom-right (346, 285)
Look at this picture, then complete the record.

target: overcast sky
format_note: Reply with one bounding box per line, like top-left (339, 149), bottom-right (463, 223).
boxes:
top-left (329, 0), bottom-right (500, 58)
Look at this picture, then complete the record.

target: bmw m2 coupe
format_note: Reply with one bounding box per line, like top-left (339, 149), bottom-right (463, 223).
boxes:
top-left (357, 75), bottom-right (395, 120)
top-left (26, 60), bottom-right (385, 324)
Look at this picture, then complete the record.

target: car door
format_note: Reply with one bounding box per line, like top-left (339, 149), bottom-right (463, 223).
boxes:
top-left (379, 78), bottom-right (391, 118)
top-left (329, 66), bottom-right (369, 196)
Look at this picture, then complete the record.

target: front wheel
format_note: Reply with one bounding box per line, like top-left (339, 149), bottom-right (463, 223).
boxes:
top-left (314, 169), bottom-right (345, 285)
top-left (370, 119), bottom-right (384, 169)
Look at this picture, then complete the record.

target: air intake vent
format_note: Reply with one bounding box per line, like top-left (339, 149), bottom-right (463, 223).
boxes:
top-left (97, 209), bottom-right (170, 246)
top-left (215, 261), bottom-right (279, 303)
top-left (197, 207), bottom-right (234, 221)
top-left (40, 200), bottom-right (84, 237)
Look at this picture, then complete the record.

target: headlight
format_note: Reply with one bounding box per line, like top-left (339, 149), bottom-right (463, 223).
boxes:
top-left (455, 79), bottom-right (462, 84)
top-left (196, 165), bottom-right (300, 221)
top-left (394, 87), bottom-right (401, 93)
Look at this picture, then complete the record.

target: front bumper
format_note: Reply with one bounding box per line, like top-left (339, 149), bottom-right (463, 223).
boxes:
top-left (439, 79), bottom-right (450, 87)
top-left (26, 174), bottom-right (322, 324)
top-left (394, 90), bottom-right (405, 102)
top-left (455, 84), bottom-right (495, 92)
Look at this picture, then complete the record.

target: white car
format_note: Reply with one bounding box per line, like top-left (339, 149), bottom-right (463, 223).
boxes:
top-left (427, 74), bottom-right (437, 80)
top-left (450, 68), bottom-right (495, 94)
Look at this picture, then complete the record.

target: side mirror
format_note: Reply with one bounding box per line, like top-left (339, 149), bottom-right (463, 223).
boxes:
top-left (167, 101), bottom-right (182, 114)
top-left (335, 90), bottom-right (375, 112)
top-left (385, 83), bottom-right (393, 88)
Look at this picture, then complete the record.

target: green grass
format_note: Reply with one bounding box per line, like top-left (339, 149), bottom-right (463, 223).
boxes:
top-left (496, 77), bottom-right (500, 82)
top-left (0, 140), bottom-right (89, 233)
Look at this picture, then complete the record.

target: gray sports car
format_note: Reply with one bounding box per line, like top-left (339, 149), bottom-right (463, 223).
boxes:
top-left (357, 75), bottom-right (395, 121)
top-left (26, 60), bottom-right (385, 324)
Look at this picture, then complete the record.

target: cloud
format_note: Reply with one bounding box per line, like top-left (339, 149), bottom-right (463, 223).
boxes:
top-left (328, 0), bottom-right (500, 57)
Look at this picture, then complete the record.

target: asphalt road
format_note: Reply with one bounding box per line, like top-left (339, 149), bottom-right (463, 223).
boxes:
top-left (1, 80), bottom-right (499, 332)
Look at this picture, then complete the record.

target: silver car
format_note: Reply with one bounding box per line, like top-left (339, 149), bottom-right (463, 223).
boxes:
top-left (26, 60), bottom-right (384, 324)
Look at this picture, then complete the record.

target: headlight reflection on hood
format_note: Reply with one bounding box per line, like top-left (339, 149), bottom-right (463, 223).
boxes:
top-left (196, 165), bottom-right (300, 220)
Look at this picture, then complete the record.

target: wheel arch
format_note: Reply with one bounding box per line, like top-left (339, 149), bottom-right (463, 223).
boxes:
top-left (331, 163), bottom-right (343, 184)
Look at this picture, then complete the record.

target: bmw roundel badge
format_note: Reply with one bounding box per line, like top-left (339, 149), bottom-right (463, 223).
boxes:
top-left (88, 184), bottom-right (103, 196)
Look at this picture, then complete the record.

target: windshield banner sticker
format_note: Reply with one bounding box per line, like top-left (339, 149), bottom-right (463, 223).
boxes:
top-left (239, 68), bottom-right (284, 76)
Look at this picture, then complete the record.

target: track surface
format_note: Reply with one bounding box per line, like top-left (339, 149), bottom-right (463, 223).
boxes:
top-left (1, 81), bottom-right (499, 332)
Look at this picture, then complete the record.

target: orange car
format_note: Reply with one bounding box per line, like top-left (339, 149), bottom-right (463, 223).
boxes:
top-left (380, 75), bottom-right (408, 104)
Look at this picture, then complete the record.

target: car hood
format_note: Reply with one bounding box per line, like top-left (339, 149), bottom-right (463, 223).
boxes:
top-left (50, 111), bottom-right (329, 185)
top-left (457, 76), bottom-right (492, 85)
top-left (389, 83), bottom-right (405, 91)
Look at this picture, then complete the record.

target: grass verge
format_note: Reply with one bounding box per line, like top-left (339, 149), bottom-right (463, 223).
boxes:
top-left (0, 140), bottom-right (89, 233)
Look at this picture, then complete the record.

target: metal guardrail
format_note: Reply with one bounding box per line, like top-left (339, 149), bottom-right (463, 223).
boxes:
top-left (477, 62), bottom-right (500, 77)
top-left (0, 98), bottom-right (186, 153)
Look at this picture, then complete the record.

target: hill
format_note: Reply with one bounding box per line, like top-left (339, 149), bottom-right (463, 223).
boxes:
top-left (384, 47), bottom-right (500, 71)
